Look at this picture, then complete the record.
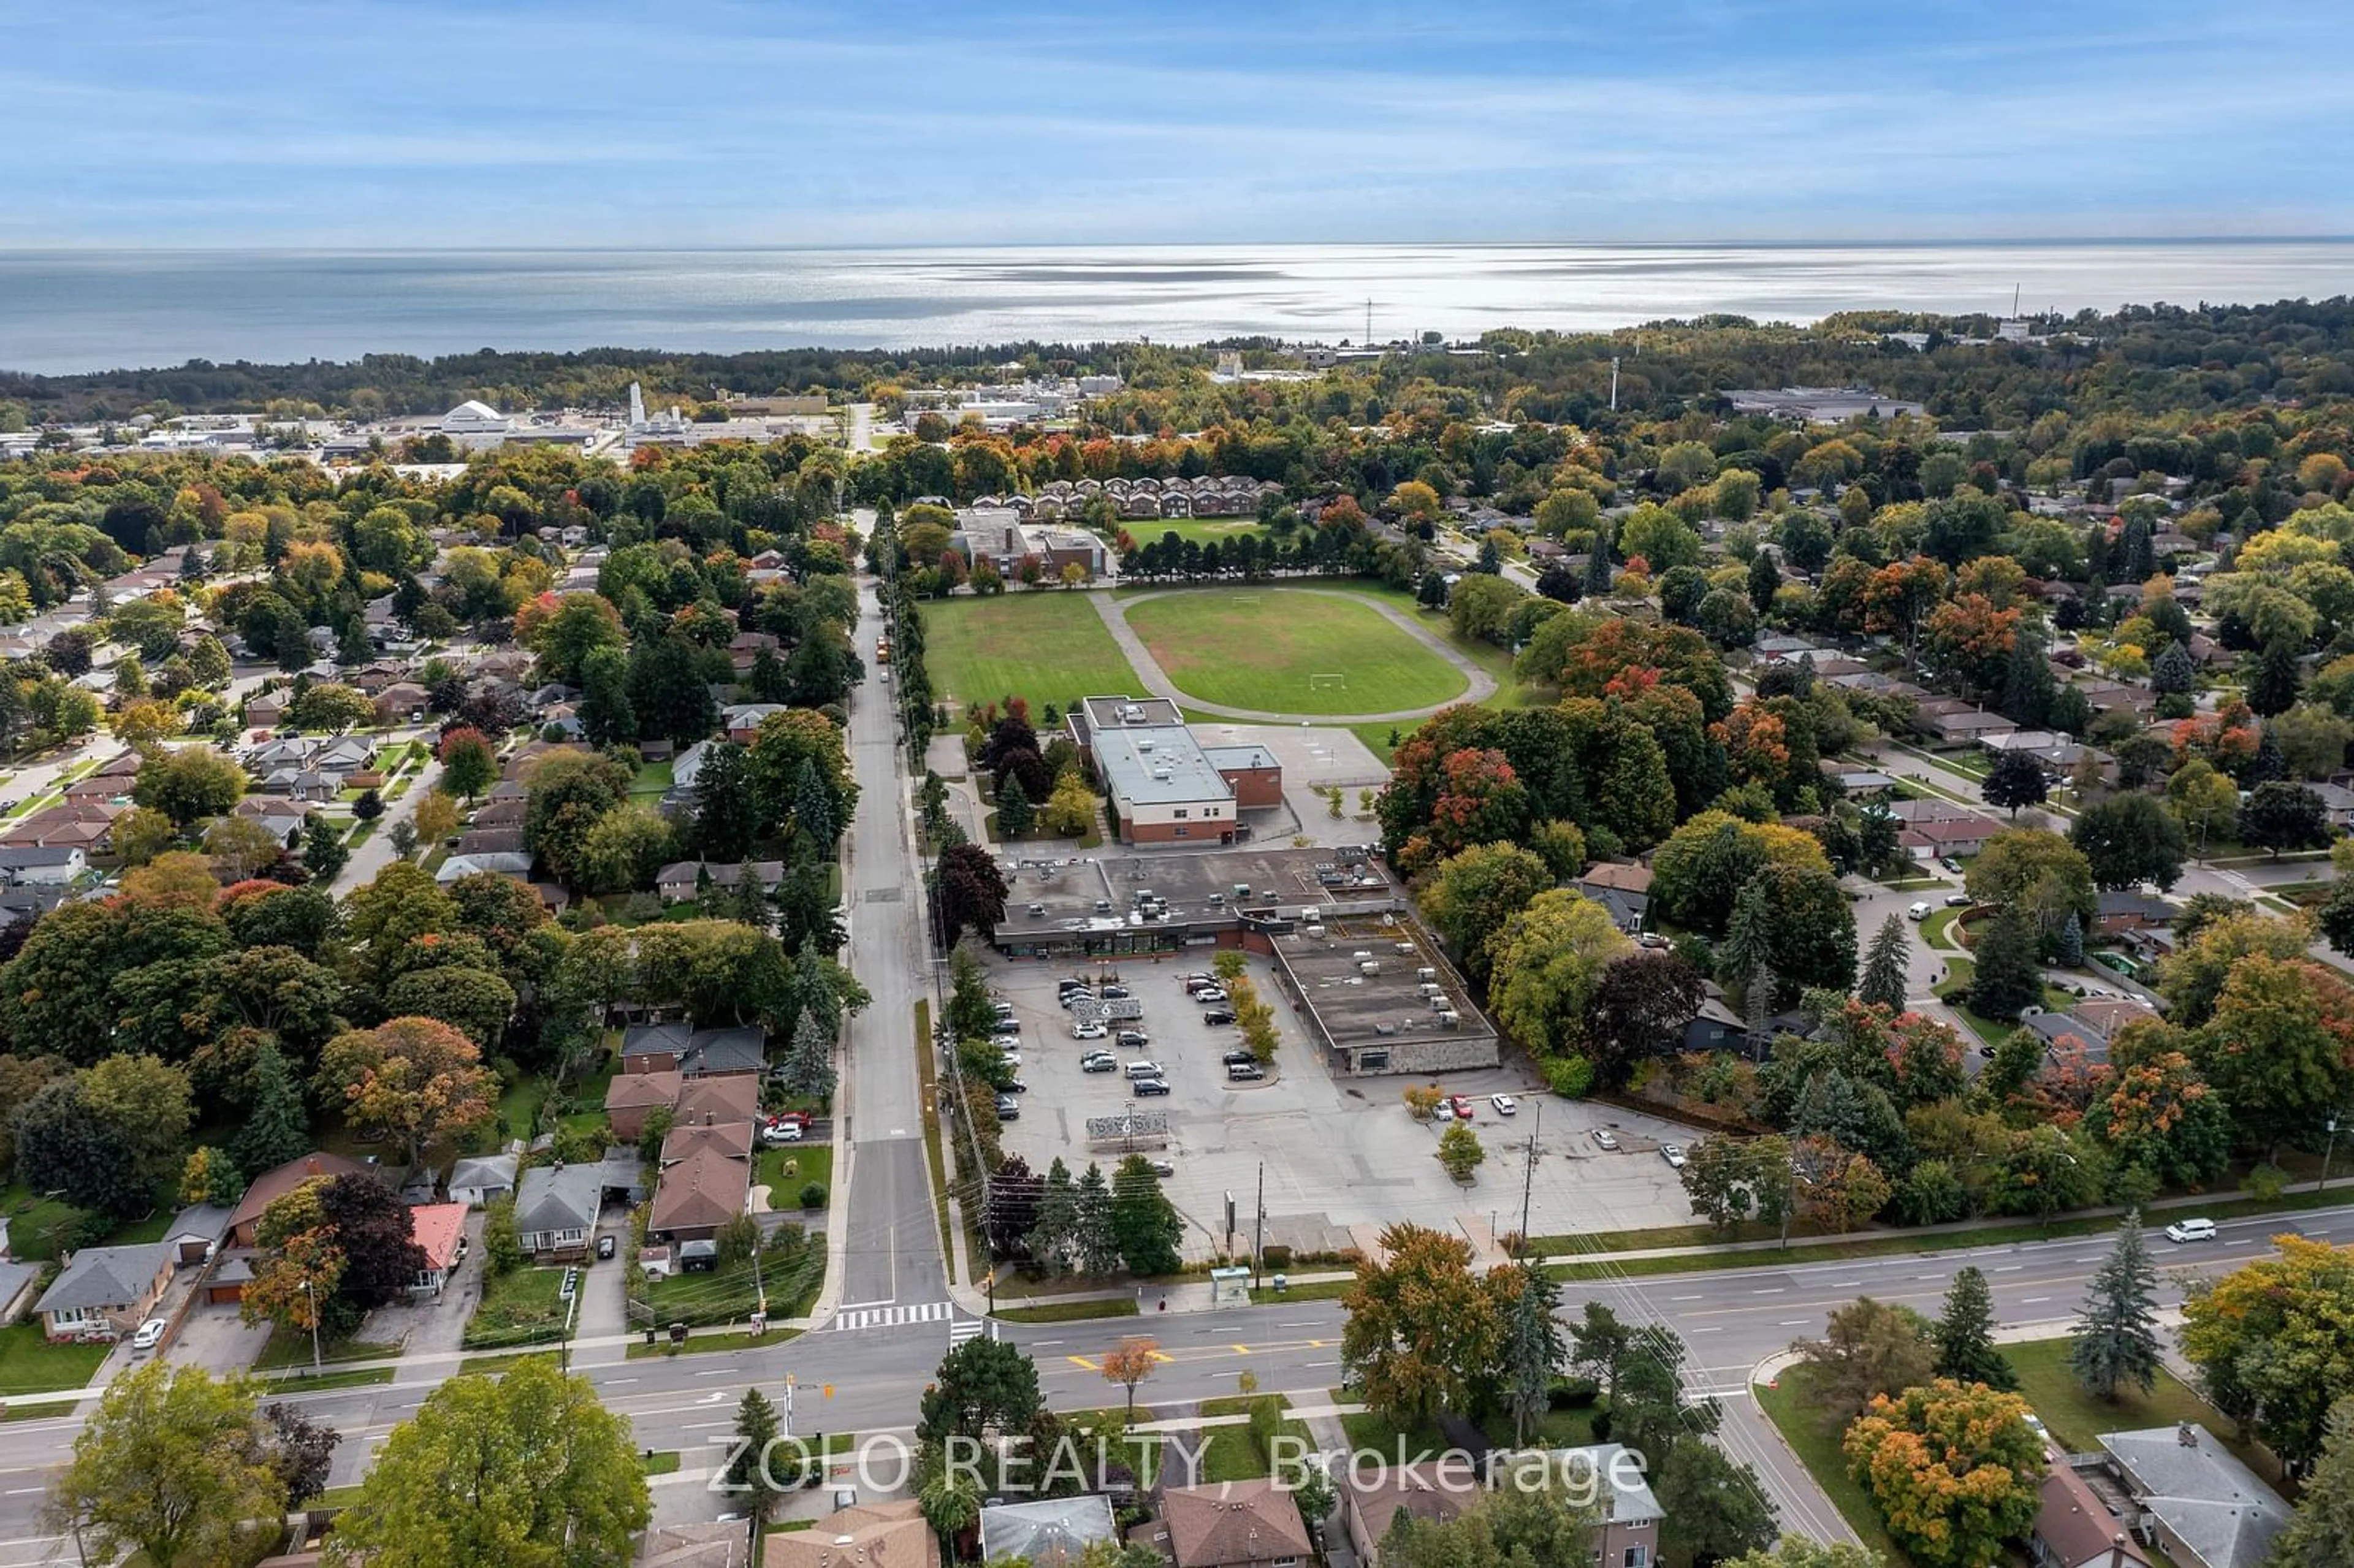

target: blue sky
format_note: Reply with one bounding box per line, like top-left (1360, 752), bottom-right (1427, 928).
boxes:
top-left (3, 0), bottom-right (2342, 246)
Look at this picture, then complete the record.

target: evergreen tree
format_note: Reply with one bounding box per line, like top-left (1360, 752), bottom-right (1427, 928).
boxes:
top-left (791, 757), bottom-right (838, 850)
top-left (727, 870), bottom-right (768, 931)
top-left (1933, 1266), bottom-right (2017, 1390)
top-left (1499, 1263), bottom-right (1567, 1445)
top-left (1969, 908), bottom-right (2043, 1021)
top-left (577, 645), bottom-right (637, 746)
top-left (777, 1009), bottom-right (836, 1103)
top-left (2268, 1395), bottom-right (2354, 1568)
top-left (236, 1042), bottom-right (312, 1176)
top-left (1108, 1157), bottom-right (1184, 1276)
top-left (2249, 637), bottom-right (2305, 718)
top-left (1859, 914), bottom-right (1911, 1014)
top-left (300, 815), bottom-right (348, 883)
top-left (1026, 1158), bottom-right (1078, 1274)
top-left (2250, 726), bottom-right (2289, 785)
top-left (2055, 911), bottom-right (2085, 967)
top-left (1583, 528), bottom-right (1614, 598)
top-left (2122, 514), bottom-right (2155, 582)
top-left (995, 772), bottom-right (1033, 838)
top-left (1720, 878), bottom-right (1773, 995)
top-left (725, 1387), bottom-right (790, 1514)
top-left (1748, 549), bottom-right (1781, 615)
top-left (2150, 641), bottom-right (2196, 697)
top-left (1073, 1163), bottom-right (1121, 1276)
top-left (2071, 1212), bottom-right (2162, 1402)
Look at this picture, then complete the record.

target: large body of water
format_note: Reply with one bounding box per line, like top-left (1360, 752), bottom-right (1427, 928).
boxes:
top-left (1, 241), bottom-right (2349, 377)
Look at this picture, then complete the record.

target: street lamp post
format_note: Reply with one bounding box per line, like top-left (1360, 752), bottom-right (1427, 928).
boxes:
top-left (301, 1278), bottom-right (321, 1373)
top-left (2326, 1116), bottom-right (2342, 1190)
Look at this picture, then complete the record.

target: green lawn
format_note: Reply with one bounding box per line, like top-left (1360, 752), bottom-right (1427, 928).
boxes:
top-left (638, 1230), bottom-right (823, 1328)
top-left (1126, 517), bottom-right (1268, 547)
top-left (462, 1267), bottom-right (573, 1350)
top-left (2003, 1338), bottom-right (2277, 1480)
top-left (994, 1298), bottom-right (1140, 1324)
top-left (254, 1330), bottom-right (400, 1370)
top-left (0, 1323), bottom-right (111, 1396)
top-left (631, 758), bottom-right (674, 797)
top-left (1124, 590), bottom-right (1469, 715)
top-left (922, 594), bottom-right (1147, 712)
top-left (1338, 1399), bottom-right (1595, 1464)
top-left (757, 1144), bottom-right (833, 1211)
top-left (1753, 1364), bottom-right (1907, 1562)
top-left (627, 1325), bottom-right (806, 1359)
top-left (0, 1189), bottom-right (91, 1263)
top-left (1190, 1395), bottom-right (1317, 1485)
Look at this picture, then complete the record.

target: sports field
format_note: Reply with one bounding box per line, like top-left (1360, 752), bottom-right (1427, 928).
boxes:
top-left (921, 593), bottom-right (1146, 712)
top-left (1125, 516), bottom-right (1265, 547)
top-left (1122, 590), bottom-right (1469, 715)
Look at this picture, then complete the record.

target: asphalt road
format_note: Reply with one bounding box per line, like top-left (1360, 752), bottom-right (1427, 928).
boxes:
top-left (3, 1201), bottom-right (2345, 1555)
top-left (831, 577), bottom-right (953, 1327)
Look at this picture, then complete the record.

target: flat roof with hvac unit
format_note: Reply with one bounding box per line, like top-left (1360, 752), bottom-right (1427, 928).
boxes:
top-left (1268, 915), bottom-right (1499, 1076)
top-left (1064, 694), bottom-right (1283, 847)
top-left (991, 845), bottom-right (1396, 957)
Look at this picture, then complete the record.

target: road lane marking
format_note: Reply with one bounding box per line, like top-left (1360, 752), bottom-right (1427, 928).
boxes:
top-left (2021, 1296), bottom-right (2051, 1304)
top-left (1995, 1265), bottom-right (2024, 1271)
top-left (1778, 1319), bottom-right (1810, 1326)
top-left (1671, 1295), bottom-right (1701, 1301)
top-left (1689, 1326), bottom-right (1721, 1333)
top-left (1751, 1288), bottom-right (1785, 1294)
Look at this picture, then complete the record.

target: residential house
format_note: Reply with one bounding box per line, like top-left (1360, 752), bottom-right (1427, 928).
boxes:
top-left (604, 1071), bottom-right (685, 1141)
top-left (2095, 891), bottom-right (2179, 938)
top-left (1342, 1467), bottom-right (1474, 1568)
top-left (2025, 1010), bottom-right (2111, 1064)
top-left (722, 703), bottom-right (787, 740)
top-left (2, 798), bottom-right (124, 851)
top-left (981, 1496), bottom-right (1119, 1568)
top-left (1927, 708), bottom-right (2020, 745)
top-left (653, 860), bottom-right (787, 904)
top-left (1680, 991), bottom-right (1750, 1054)
top-left (1490, 1445), bottom-right (1659, 1568)
top-left (448, 1152), bottom-right (519, 1208)
top-left (2097, 1425), bottom-right (2291, 1568)
top-left (245, 692), bottom-right (288, 729)
top-left (0, 1261), bottom-right (39, 1326)
top-left (1577, 862), bottom-right (1653, 933)
top-left (514, 1162), bottom-right (604, 1257)
top-left (0, 845), bottom-right (85, 885)
top-left (374, 682), bottom-right (430, 723)
top-left (2034, 1450), bottom-right (2149, 1568)
top-left (408, 1203), bottom-right (470, 1295)
top-left (164, 1203), bottom-right (233, 1267)
top-left (622, 1024), bottom-right (766, 1078)
top-left (764, 1501), bottom-right (936, 1568)
top-left (637, 1522), bottom-right (749, 1568)
top-left (227, 1152), bottom-right (371, 1247)
top-left (1821, 761), bottom-right (1900, 793)
top-left (675, 1075), bottom-right (761, 1130)
top-left (1900, 815), bottom-right (1997, 860)
top-left (1142, 1480), bottom-right (1312, 1568)
top-left (435, 851), bottom-right (534, 882)
top-left (647, 1142), bottom-right (752, 1243)
top-left (35, 1243), bottom-right (176, 1341)
top-left (659, 1119), bottom-right (755, 1166)
top-left (2074, 997), bottom-right (2161, 1038)
top-left (454, 826), bottom-right (528, 857)
top-left (234, 795), bottom-right (309, 847)
top-left (2310, 780), bottom-right (2354, 831)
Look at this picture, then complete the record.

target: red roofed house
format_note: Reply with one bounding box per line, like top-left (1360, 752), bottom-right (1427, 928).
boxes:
top-left (407, 1203), bottom-right (470, 1296)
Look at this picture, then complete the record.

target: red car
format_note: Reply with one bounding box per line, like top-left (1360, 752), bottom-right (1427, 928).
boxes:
top-left (1448, 1095), bottom-right (1474, 1121)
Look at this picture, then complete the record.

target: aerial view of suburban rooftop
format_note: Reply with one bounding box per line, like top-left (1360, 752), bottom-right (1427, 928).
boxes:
top-left (1, 3), bottom-right (2351, 1567)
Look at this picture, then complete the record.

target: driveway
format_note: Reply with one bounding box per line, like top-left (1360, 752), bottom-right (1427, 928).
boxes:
top-left (375, 1211), bottom-right (482, 1380)
top-left (164, 1294), bottom-right (274, 1376)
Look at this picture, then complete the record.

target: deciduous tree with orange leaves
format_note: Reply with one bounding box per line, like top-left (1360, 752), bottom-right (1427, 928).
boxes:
top-left (314, 1016), bottom-right (496, 1163)
top-left (1842, 1377), bottom-right (2043, 1568)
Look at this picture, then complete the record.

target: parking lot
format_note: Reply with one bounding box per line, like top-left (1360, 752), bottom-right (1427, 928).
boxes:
top-left (980, 952), bottom-right (1704, 1261)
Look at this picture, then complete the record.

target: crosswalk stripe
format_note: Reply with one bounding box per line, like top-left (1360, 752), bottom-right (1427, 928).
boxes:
top-left (829, 1301), bottom-right (955, 1331)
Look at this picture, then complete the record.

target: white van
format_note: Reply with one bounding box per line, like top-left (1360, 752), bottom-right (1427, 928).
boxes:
top-left (1906, 901), bottom-right (1932, 921)
top-left (1124, 1060), bottom-right (1165, 1079)
top-left (2165, 1217), bottom-right (2217, 1244)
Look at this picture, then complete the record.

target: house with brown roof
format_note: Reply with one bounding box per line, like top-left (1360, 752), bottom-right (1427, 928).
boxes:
top-left (1342, 1466), bottom-right (1476, 1567)
top-left (763, 1499), bottom-right (935, 1568)
top-left (647, 1144), bottom-right (752, 1243)
top-left (1900, 815), bottom-right (1997, 859)
top-left (1143, 1479), bottom-right (1314, 1568)
top-left (227, 1152), bottom-right (372, 1248)
top-left (2034, 1450), bottom-right (2149, 1568)
top-left (604, 1071), bottom-right (684, 1141)
top-left (675, 1075), bottom-right (761, 1130)
top-left (658, 1120), bottom-right (755, 1166)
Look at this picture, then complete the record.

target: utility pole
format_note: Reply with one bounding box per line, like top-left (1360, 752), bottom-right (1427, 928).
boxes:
top-left (1609, 358), bottom-right (1620, 413)
top-left (1252, 1161), bottom-right (1266, 1287)
top-left (1365, 297), bottom-right (1373, 348)
top-left (302, 1278), bottom-right (321, 1373)
top-left (1517, 1102), bottom-right (1540, 1257)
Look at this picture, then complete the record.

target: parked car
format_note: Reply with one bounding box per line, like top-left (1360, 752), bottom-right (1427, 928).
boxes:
top-left (1148, 1159), bottom-right (1175, 1178)
top-left (997, 1049), bottom-right (1023, 1067)
top-left (1226, 1062), bottom-right (1265, 1082)
top-left (1591, 1127), bottom-right (1621, 1151)
top-left (1072, 1021), bottom-right (1108, 1040)
top-left (1659, 1143), bottom-right (1688, 1170)
top-left (1940, 856), bottom-right (1964, 873)
top-left (1001, 1078), bottom-right (1029, 1094)
top-left (1491, 1094), bottom-right (1518, 1116)
top-left (1061, 991), bottom-right (1094, 1010)
top-left (1448, 1095), bottom-right (1474, 1120)
top-left (1222, 1049), bottom-right (1258, 1067)
top-left (130, 1317), bottom-right (167, 1352)
top-left (596, 1234), bottom-right (617, 1260)
top-left (1192, 987), bottom-right (1228, 1004)
top-left (1116, 1029), bottom-right (1149, 1049)
top-left (761, 1120), bottom-right (806, 1146)
top-left (1944, 893), bottom-right (1971, 907)
top-left (1124, 1060), bottom-right (1166, 1079)
top-left (1906, 900), bottom-right (1932, 921)
top-left (1202, 1008), bottom-right (1236, 1027)
top-left (1132, 1076), bottom-right (1171, 1097)
top-left (1080, 1051), bottom-right (1117, 1073)
top-left (1058, 980), bottom-right (1092, 997)
top-left (1100, 985), bottom-right (1131, 1000)
top-left (995, 1094), bottom-right (1021, 1120)
top-left (2166, 1217), bottom-right (2217, 1244)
